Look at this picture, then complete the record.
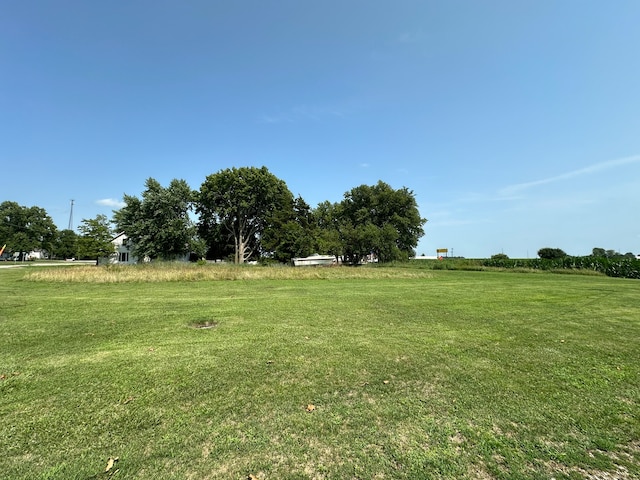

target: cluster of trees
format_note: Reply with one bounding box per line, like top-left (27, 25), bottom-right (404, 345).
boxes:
top-left (537, 247), bottom-right (636, 260)
top-left (0, 201), bottom-right (58, 260)
top-left (1, 167), bottom-right (427, 264)
top-left (591, 247), bottom-right (636, 259)
top-left (0, 200), bottom-right (116, 261)
top-left (118, 167), bottom-right (426, 264)
top-left (491, 247), bottom-right (637, 261)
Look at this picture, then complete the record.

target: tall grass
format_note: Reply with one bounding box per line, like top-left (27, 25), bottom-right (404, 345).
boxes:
top-left (24, 262), bottom-right (434, 283)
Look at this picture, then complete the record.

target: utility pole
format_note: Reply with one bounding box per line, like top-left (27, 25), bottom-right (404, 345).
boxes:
top-left (68, 199), bottom-right (74, 230)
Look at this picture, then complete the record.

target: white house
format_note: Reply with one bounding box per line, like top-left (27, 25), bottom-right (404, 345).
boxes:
top-left (99, 232), bottom-right (138, 265)
top-left (99, 233), bottom-right (194, 264)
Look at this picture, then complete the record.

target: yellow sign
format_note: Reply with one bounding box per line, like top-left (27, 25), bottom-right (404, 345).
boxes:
top-left (436, 248), bottom-right (448, 253)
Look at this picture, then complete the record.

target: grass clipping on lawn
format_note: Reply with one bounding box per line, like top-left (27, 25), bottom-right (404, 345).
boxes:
top-left (24, 263), bottom-right (434, 283)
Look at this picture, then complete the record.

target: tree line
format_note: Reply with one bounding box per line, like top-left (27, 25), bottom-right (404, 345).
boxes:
top-left (1, 167), bottom-right (427, 264)
top-left (491, 247), bottom-right (637, 261)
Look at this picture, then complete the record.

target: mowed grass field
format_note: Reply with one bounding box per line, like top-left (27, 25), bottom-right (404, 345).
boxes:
top-left (1, 264), bottom-right (639, 479)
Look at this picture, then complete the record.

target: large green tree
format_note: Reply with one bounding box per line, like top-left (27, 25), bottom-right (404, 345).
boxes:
top-left (261, 196), bottom-right (317, 263)
top-left (312, 201), bottom-right (339, 260)
top-left (197, 166), bottom-right (294, 263)
top-left (0, 201), bottom-right (58, 258)
top-left (537, 247), bottom-right (567, 259)
top-left (326, 181), bottom-right (426, 264)
top-left (76, 214), bottom-right (115, 261)
top-left (113, 178), bottom-right (200, 260)
top-left (54, 229), bottom-right (78, 259)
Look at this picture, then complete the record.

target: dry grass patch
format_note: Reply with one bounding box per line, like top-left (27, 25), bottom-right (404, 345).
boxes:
top-left (24, 263), bottom-right (435, 283)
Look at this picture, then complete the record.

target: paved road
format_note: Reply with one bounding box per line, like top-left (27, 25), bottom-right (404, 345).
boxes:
top-left (0, 260), bottom-right (96, 269)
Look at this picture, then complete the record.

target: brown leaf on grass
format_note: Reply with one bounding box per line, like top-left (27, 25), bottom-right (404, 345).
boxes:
top-left (105, 457), bottom-right (119, 472)
top-left (247, 475), bottom-right (258, 480)
top-left (122, 396), bottom-right (134, 405)
top-left (306, 404), bottom-right (316, 412)
top-left (383, 380), bottom-right (390, 384)
top-left (0, 374), bottom-right (5, 381)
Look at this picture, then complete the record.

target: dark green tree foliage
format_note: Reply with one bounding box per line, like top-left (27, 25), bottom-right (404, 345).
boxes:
top-left (313, 201), bottom-right (343, 261)
top-left (76, 214), bottom-right (114, 260)
top-left (55, 229), bottom-right (78, 259)
top-left (262, 196), bottom-right (317, 263)
top-left (491, 253), bottom-right (509, 260)
top-left (591, 247), bottom-right (633, 259)
top-left (198, 166), bottom-right (294, 263)
top-left (114, 178), bottom-right (198, 260)
top-left (332, 181), bottom-right (426, 264)
top-left (0, 201), bottom-right (58, 257)
top-left (537, 247), bottom-right (567, 259)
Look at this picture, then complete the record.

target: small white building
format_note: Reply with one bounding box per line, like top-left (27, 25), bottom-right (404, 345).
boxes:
top-left (99, 232), bottom-right (138, 265)
top-left (292, 254), bottom-right (336, 267)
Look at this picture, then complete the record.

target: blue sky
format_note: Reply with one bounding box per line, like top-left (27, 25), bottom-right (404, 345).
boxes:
top-left (2, 1), bottom-right (639, 258)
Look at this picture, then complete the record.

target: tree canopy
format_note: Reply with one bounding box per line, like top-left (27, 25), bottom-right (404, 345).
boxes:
top-left (261, 196), bottom-right (317, 263)
top-left (326, 181), bottom-right (426, 264)
top-left (197, 166), bottom-right (294, 263)
top-left (55, 229), bottom-right (78, 259)
top-left (537, 247), bottom-right (567, 259)
top-left (0, 201), bottom-right (57, 257)
top-left (113, 178), bottom-right (200, 261)
top-left (3, 171), bottom-right (429, 265)
top-left (76, 214), bottom-right (115, 260)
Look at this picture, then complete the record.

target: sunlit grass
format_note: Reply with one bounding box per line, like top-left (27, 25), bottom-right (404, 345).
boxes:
top-left (2, 266), bottom-right (639, 479)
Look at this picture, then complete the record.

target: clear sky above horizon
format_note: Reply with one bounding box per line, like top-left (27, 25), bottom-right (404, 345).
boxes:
top-left (2, 1), bottom-right (639, 258)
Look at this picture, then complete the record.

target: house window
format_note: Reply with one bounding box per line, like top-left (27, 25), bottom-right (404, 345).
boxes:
top-left (119, 252), bottom-right (129, 263)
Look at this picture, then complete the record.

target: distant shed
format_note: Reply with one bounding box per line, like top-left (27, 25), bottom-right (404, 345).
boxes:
top-left (292, 254), bottom-right (336, 267)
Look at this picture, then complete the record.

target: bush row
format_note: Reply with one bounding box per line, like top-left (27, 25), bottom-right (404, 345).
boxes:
top-left (482, 256), bottom-right (640, 279)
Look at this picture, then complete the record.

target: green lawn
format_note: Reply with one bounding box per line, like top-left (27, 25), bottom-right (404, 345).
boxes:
top-left (1, 265), bottom-right (639, 479)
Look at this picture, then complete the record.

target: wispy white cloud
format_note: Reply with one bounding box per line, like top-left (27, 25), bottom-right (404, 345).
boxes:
top-left (500, 155), bottom-right (640, 196)
top-left (260, 105), bottom-right (346, 124)
top-left (96, 198), bottom-right (125, 208)
top-left (396, 32), bottom-right (422, 44)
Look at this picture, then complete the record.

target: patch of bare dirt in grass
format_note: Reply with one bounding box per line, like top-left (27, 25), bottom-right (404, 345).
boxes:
top-left (190, 320), bottom-right (218, 329)
top-left (468, 461), bottom-right (497, 479)
top-left (546, 460), bottom-right (633, 480)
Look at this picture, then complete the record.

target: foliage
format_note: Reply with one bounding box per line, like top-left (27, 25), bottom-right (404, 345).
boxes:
top-left (76, 214), bottom-right (115, 260)
top-left (591, 247), bottom-right (636, 260)
top-left (113, 178), bottom-right (200, 260)
top-left (483, 256), bottom-right (640, 279)
top-left (490, 253), bottom-right (509, 260)
top-left (198, 166), bottom-right (294, 263)
top-left (261, 196), bottom-right (317, 263)
top-left (54, 229), bottom-right (78, 259)
top-left (313, 200), bottom-right (344, 261)
top-left (0, 201), bottom-right (58, 257)
top-left (319, 181), bottom-right (426, 264)
top-left (3, 267), bottom-right (640, 479)
top-left (537, 247), bottom-right (567, 259)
